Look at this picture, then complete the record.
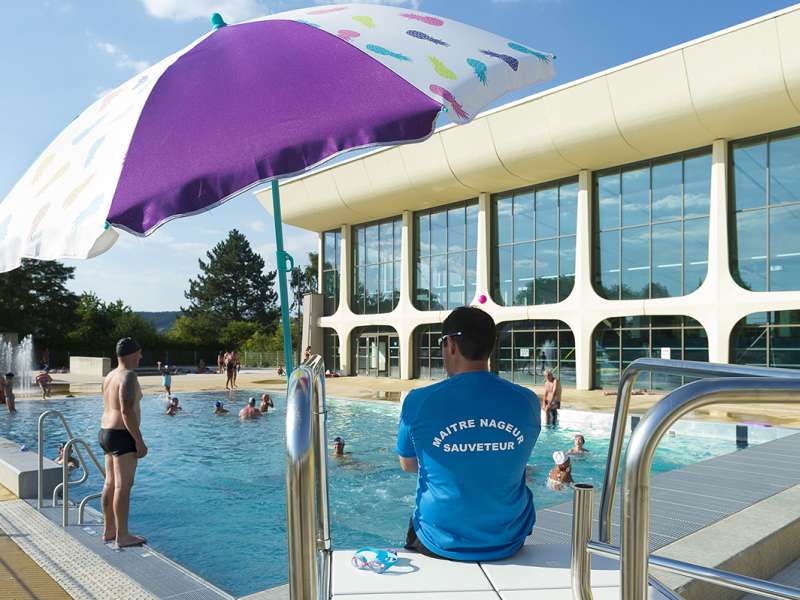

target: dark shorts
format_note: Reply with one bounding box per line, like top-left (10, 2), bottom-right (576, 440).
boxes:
top-left (404, 518), bottom-right (448, 560)
top-left (98, 428), bottom-right (137, 456)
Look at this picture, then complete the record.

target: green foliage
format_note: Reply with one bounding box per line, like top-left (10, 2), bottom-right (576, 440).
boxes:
top-left (219, 320), bottom-right (259, 350)
top-left (66, 292), bottom-right (160, 354)
top-left (241, 319), bottom-right (299, 357)
top-left (0, 259), bottom-right (78, 345)
top-left (183, 229), bottom-right (279, 335)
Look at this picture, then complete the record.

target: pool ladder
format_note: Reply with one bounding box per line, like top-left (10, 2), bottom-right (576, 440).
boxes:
top-left (570, 358), bottom-right (800, 600)
top-left (37, 410), bottom-right (107, 527)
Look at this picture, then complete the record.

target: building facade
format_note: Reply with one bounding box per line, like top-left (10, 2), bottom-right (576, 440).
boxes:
top-left (258, 6), bottom-right (800, 390)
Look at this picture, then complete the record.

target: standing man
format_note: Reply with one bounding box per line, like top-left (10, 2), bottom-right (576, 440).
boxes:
top-left (35, 369), bottom-right (53, 399)
top-left (542, 368), bottom-right (561, 426)
top-left (396, 307), bottom-right (541, 561)
top-left (98, 338), bottom-right (148, 548)
top-left (2, 373), bottom-right (15, 413)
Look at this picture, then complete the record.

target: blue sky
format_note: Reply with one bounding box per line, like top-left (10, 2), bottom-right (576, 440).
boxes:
top-left (1, 0), bottom-right (796, 310)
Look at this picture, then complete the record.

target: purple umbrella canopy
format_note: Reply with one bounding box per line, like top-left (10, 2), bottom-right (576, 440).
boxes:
top-left (0, 3), bottom-right (555, 272)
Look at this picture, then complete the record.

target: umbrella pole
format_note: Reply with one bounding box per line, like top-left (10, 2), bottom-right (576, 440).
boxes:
top-left (271, 179), bottom-right (294, 379)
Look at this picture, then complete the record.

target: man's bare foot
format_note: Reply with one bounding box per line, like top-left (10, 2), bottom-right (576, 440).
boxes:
top-left (102, 530), bottom-right (116, 543)
top-left (115, 534), bottom-right (147, 548)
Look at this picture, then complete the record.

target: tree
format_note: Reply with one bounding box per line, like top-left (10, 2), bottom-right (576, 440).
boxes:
top-left (66, 293), bottom-right (160, 355)
top-left (183, 230), bottom-right (279, 340)
top-left (219, 320), bottom-right (259, 350)
top-left (0, 259), bottom-right (78, 346)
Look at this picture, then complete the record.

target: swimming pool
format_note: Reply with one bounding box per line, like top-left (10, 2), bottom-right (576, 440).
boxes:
top-left (0, 393), bottom-right (789, 596)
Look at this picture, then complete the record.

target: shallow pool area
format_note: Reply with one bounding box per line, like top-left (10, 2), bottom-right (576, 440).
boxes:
top-left (0, 393), bottom-right (791, 597)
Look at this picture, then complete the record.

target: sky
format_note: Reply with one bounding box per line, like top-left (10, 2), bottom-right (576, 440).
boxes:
top-left (1, 0), bottom-right (797, 310)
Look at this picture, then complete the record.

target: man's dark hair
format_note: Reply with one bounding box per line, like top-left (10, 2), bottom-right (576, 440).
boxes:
top-left (441, 306), bottom-right (496, 361)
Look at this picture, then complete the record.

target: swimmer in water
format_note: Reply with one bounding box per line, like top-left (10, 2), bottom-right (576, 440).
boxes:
top-left (165, 397), bottom-right (182, 416)
top-left (332, 437), bottom-right (346, 457)
top-left (213, 401), bottom-right (229, 415)
top-left (260, 393), bottom-right (274, 414)
top-left (568, 434), bottom-right (589, 456)
top-left (239, 397), bottom-right (262, 420)
top-left (547, 451), bottom-right (573, 490)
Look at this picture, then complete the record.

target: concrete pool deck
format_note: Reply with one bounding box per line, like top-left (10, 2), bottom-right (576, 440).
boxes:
top-left (25, 369), bottom-right (800, 428)
top-left (0, 432), bottom-right (798, 599)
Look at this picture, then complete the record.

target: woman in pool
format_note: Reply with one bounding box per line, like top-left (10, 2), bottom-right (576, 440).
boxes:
top-left (547, 451), bottom-right (573, 491)
top-left (260, 393), bottom-right (274, 413)
top-left (568, 434), bottom-right (589, 456)
top-left (213, 401), bottom-right (229, 415)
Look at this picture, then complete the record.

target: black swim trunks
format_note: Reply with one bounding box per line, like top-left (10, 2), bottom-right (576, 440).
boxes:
top-left (98, 428), bottom-right (137, 456)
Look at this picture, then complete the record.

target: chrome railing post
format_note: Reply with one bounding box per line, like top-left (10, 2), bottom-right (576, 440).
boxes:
top-left (37, 412), bottom-right (47, 509)
top-left (599, 358), bottom-right (800, 544)
top-left (620, 377), bottom-right (800, 600)
top-left (570, 483), bottom-right (595, 600)
top-left (285, 354), bottom-right (330, 600)
top-left (62, 438), bottom-right (75, 527)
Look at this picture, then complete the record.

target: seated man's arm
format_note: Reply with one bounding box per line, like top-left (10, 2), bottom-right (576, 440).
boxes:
top-left (396, 401), bottom-right (418, 473)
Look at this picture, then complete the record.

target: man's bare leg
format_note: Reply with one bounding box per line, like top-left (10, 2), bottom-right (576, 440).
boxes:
top-left (101, 454), bottom-right (116, 542)
top-left (112, 453), bottom-right (146, 547)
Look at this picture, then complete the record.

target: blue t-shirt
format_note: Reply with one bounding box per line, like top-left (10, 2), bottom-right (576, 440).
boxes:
top-left (396, 371), bottom-right (541, 561)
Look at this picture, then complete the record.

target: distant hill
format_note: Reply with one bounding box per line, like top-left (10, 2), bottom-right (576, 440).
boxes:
top-left (136, 311), bottom-right (181, 333)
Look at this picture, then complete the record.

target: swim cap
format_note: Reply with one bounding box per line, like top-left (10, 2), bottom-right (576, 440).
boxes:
top-left (116, 337), bottom-right (141, 357)
top-left (248, 397), bottom-right (256, 406)
top-left (553, 451), bottom-right (568, 465)
top-left (215, 401), bottom-right (222, 408)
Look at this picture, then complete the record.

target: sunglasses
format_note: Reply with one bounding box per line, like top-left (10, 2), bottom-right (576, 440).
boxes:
top-left (437, 332), bottom-right (463, 347)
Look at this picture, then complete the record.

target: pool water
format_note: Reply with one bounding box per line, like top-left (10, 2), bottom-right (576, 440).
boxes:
top-left (0, 392), bottom-right (769, 596)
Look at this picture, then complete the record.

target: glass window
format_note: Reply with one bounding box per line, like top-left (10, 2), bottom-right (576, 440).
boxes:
top-left (732, 140), bottom-right (766, 211)
top-left (651, 159), bottom-right (681, 222)
top-left (414, 199), bottom-right (478, 310)
top-left (415, 324), bottom-right (443, 380)
top-left (597, 173), bottom-right (620, 230)
top-left (622, 167), bottom-right (649, 226)
top-left (769, 204), bottom-right (800, 291)
top-left (352, 218), bottom-right (401, 314)
top-left (731, 129), bottom-right (800, 292)
top-left (322, 329), bottom-right (340, 373)
top-left (352, 327), bottom-right (399, 377)
top-left (594, 316), bottom-right (708, 389)
top-left (594, 149), bottom-right (711, 300)
top-left (322, 230), bottom-right (341, 316)
top-left (651, 221), bottom-right (682, 298)
top-left (733, 210), bottom-right (767, 292)
top-left (559, 182), bottom-right (578, 236)
top-left (493, 320), bottom-right (575, 386)
top-left (731, 310), bottom-right (800, 371)
top-left (621, 226), bottom-right (649, 299)
top-left (535, 186), bottom-right (558, 238)
top-left (683, 217), bottom-right (708, 295)
top-left (492, 178), bottom-right (577, 306)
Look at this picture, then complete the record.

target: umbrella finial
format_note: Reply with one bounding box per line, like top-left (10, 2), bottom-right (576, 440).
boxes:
top-left (211, 13), bottom-right (227, 30)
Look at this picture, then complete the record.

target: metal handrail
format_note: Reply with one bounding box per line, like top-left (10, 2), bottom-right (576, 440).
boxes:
top-left (37, 410), bottom-right (97, 508)
top-left (285, 354), bottom-right (331, 600)
top-left (586, 540), bottom-right (800, 600)
top-left (620, 377), bottom-right (800, 599)
top-left (599, 358), bottom-right (800, 544)
top-left (61, 437), bottom-right (105, 527)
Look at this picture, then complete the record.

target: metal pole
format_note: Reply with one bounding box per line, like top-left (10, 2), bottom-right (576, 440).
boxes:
top-left (285, 363), bottom-right (317, 599)
top-left (62, 439), bottom-right (73, 527)
top-left (598, 358), bottom-right (800, 543)
top-left (620, 377), bottom-right (800, 600)
top-left (312, 356), bottom-right (332, 597)
top-left (272, 179), bottom-right (295, 380)
top-left (37, 413), bottom-right (45, 509)
top-left (570, 483), bottom-right (595, 600)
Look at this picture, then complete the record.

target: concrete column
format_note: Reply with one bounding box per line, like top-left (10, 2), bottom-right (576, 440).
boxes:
top-left (400, 326), bottom-right (414, 379)
top-left (705, 139), bottom-right (732, 364)
top-left (574, 170), bottom-right (595, 390)
top-left (400, 211), bottom-right (413, 308)
top-left (339, 326), bottom-right (352, 376)
top-left (301, 293), bottom-right (323, 359)
top-left (339, 224), bottom-right (351, 314)
top-left (475, 193), bottom-right (491, 305)
top-left (317, 232), bottom-right (324, 294)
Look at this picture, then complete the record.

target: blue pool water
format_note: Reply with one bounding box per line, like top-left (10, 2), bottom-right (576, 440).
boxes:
top-left (0, 392), bottom-right (773, 596)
